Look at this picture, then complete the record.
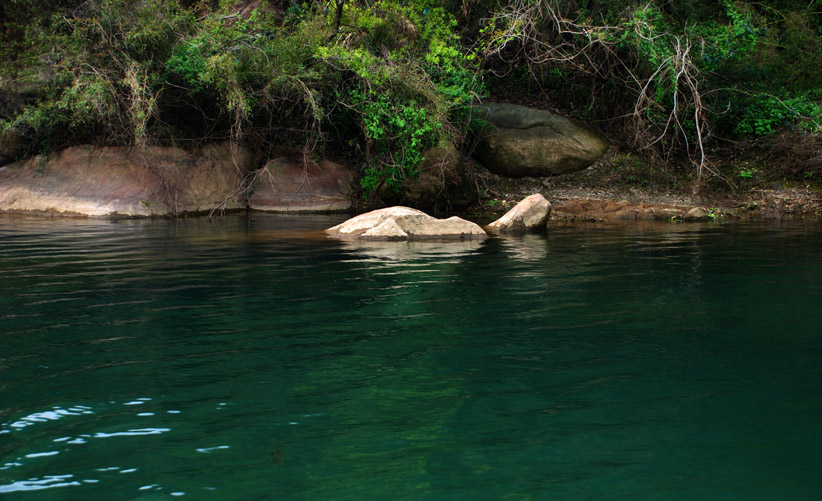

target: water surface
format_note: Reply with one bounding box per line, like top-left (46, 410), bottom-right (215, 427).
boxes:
top-left (1, 215), bottom-right (821, 499)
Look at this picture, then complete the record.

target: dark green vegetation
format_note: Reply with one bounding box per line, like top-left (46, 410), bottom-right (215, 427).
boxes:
top-left (1, 0), bottom-right (820, 194)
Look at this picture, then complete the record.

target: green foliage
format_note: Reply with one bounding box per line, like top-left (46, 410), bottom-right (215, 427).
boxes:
top-left (1, 0), bottom-right (195, 146)
top-left (689, 2), bottom-right (822, 136)
top-left (706, 207), bottom-right (721, 221)
top-left (621, 4), bottom-right (674, 69)
top-left (481, 0), bottom-right (821, 187)
top-left (2, 0), bottom-right (818, 189)
top-left (0, 0), bottom-right (482, 197)
top-left (354, 90), bottom-right (441, 193)
top-left (315, 0), bottom-right (482, 194)
top-left (694, 0), bottom-right (761, 72)
top-left (735, 93), bottom-right (822, 136)
top-left (163, 6), bottom-right (322, 125)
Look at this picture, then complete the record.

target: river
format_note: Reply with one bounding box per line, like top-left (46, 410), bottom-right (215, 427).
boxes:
top-left (1, 215), bottom-right (821, 499)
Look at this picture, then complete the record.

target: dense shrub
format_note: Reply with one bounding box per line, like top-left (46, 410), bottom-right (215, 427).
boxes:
top-left (0, 0), bottom-right (819, 190)
top-left (479, 0), bottom-right (821, 187)
top-left (0, 0), bottom-right (483, 193)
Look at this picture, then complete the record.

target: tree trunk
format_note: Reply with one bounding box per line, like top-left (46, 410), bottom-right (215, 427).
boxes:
top-left (332, 1), bottom-right (345, 37)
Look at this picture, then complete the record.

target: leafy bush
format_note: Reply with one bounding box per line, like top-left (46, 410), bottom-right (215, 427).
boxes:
top-left (355, 91), bottom-right (441, 193)
top-left (1, 0), bottom-right (818, 191)
top-left (0, 0), bottom-right (483, 197)
top-left (736, 94), bottom-right (822, 136)
top-left (315, 1), bottom-right (482, 194)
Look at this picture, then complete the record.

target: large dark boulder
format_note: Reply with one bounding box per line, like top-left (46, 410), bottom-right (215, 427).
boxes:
top-left (472, 103), bottom-right (609, 178)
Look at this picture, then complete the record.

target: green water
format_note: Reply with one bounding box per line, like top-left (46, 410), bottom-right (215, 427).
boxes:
top-left (1, 215), bottom-right (821, 500)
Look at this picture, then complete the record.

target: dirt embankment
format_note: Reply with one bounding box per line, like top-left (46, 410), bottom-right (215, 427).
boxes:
top-left (469, 150), bottom-right (822, 223)
top-left (548, 188), bottom-right (821, 222)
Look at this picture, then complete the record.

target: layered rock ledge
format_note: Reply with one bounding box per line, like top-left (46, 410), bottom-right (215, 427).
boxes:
top-left (247, 157), bottom-right (353, 213)
top-left (0, 145), bottom-right (356, 217)
top-left (0, 144), bottom-right (251, 217)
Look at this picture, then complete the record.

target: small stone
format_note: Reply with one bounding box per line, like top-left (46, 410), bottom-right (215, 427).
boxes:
top-left (638, 209), bottom-right (656, 221)
top-left (611, 209), bottom-right (638, 221)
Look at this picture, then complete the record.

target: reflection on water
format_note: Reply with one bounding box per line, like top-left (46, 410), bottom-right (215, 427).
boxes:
top-left (1, 216), bottom-right (822, 499)
top-left (337, 238), bottom-right (486, 262)
top-left (496, 233), bottom-right (550, 261)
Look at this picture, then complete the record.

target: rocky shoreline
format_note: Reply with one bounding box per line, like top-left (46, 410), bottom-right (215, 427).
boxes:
top-left (1, 144), bottom-right (819, 223)
top-left (0, 143), bottom-right (354, 218)
top-left (468, 147), bottom-right (822, 223)
top-left (1, 102), bottom-right (819, 224)
top-left (475, 180), bottom-right (822, 224)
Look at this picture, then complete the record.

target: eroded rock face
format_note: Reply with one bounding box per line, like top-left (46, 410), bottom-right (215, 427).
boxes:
top-left (247, 157), bottom-right (353, 213)
top-left (378, 145), bottom-right (477, 213)
top-left (0, 143), bottom-right (252, 217)
top-left (326, 206), bottom-right (487, 240)
top-left (486, 193), bottom-right (552, 233)
top-left (472, 103), bottom-right (609, 178)
top-left (0, 127), bottom-right (24, 166)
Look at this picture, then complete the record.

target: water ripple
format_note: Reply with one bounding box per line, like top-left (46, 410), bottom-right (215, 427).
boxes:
top-left (0, 475), bottom-right (82, 493)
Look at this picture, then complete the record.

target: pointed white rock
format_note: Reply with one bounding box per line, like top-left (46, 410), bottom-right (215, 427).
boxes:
top-left (486, 194), bottom-right (552, 233)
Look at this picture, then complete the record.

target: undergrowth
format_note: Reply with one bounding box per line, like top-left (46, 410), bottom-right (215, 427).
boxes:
top-left (0, 0), bottom-right (819, 193)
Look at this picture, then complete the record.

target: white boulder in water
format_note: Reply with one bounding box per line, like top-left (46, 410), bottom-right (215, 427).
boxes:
top-left (326, 206), bottom-right (487, 240)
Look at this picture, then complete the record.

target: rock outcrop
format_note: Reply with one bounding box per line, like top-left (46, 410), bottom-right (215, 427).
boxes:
top-left (378, 145), bottom-right (477, 213)
top-left (0, 142), bottom-right (363, 217)
top-left (326, 206), bottom-right (487, 240)
top-left (486, 193), bottom-right (552, 233)
top-left (472, 103), bottom-right (609, 178)
top-left (0, 143), bottom-right (252, 216)
top-left (247, 157), bottom-right (353, 212)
